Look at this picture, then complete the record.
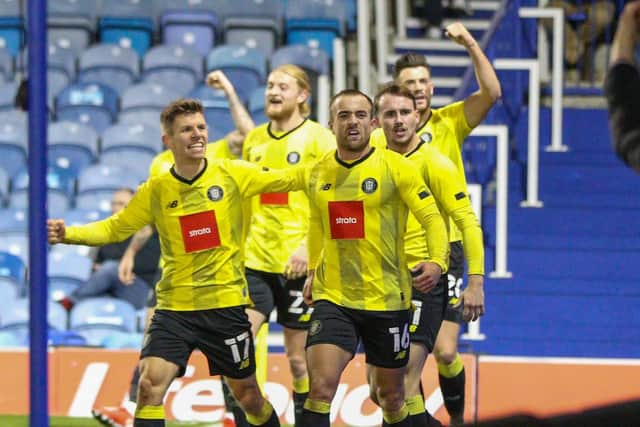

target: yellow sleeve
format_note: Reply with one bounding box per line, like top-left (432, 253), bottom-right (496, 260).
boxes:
top-left (306, 200), bottom-right (323, 270)
top-left (207, 138), bottom-right (236, 160)
top-left (439, 101), bottom-right (473, 147)
top-left (425, 149), bottom-right (484, 275)
top-left (227, 159), bottom-right (307, 198)
top-left (65, 181), bottom-right (154, 246)
top-left (394, 156), bottom-right (449, 272)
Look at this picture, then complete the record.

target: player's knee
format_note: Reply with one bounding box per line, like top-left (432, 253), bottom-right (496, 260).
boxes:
top-left (375, 385), bottom-right (405, 412)
top-left (136, 377), bottom-right (162, 406)
top-left (308, 375), bottom-right (339, 402)
top-left (435, 347), bottom-right (458, 365)
top-left (231, 380), bottom-right (264, 414)
top-left (286, 351), bottom-right (307, 378)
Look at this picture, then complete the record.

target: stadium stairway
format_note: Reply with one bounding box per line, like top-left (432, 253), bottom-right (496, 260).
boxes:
top-left (468, 107), bottom-right (640, 358)
top-left (387, 0), bottom-right (502, 108)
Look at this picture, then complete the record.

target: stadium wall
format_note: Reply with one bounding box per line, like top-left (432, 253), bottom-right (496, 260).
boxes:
top-left (1, 349), bottom-right (639, 425)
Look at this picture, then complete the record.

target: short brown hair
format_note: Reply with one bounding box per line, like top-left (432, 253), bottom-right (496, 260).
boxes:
top-left (392, 53), bottom-right (432, 79)
top-left (160, 98), bottom-right (204, 134)
top-left (373, 83), bottom-right (417, 114)
top-left (329, 89), bottom-right (374, 120)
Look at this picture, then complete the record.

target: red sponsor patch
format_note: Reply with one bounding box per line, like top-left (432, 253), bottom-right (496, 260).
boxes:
top-left (179, 210), bottom-right (221, 253)
top-left (328, 201), bottom-right (365, 239)
top-left (260, 192), bottom-right (289, 205)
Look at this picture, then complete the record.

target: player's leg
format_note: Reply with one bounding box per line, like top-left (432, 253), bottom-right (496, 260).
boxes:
top-left (277, 275), bottom-right (312, 427)
top-left (433, 241), bottom-right (466, 427)
top-left (199, 306), bottom-right (279, 427)
top-left (93, 289), bottom-right (157, 427)
top-left (403, 276), bottom-right (447, 427)
top-left (362, 307), bottom-right (412, 427)
top-left (222, 269), bottom-right (274, 427)
top-left (135, 309), bottom-right (192, 427)
top-left (433, 320), bottom-right (464, 427)
top-left (301, 301), bottom-right (356, 427)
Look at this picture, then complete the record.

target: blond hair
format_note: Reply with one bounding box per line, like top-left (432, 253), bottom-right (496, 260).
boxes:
top-left (271, 64), bottom-right (311, 117)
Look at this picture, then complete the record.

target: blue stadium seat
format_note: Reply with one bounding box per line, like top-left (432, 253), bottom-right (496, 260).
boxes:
top-left (0, 0), bottom-right (25, 56)
top-left (100, 150), bottom-right (155, 177)
top-left (188, 84), bottom-right (234, 139)
top-left (0, 46), bottom-right (13, 83)
top-left (270, 43), bottom-right (330, 75)
top-left (0, 298), bottom-right (69, 335)
top-left (48, 251), bottom-right (93, 286)
top-left (0, 231), bottom-right (27, 263)
top-left (77, 44), bottom-right (140, 95)
top-left (270, 44), bottom-right (329, 119)
top-left (70, 297), bottom-right (138, 341)
top-left (48, 121), bottom-right (99, 177)
top-left (12, 163), bottom-right (77, 197)
top-left (0, 329), bottom-right (22, 346)
top-left (77, 163), bottom-right (143, 194)
top-left (48, 277), bottom-right (81, 304)
top-left (55, 82), bottom-right (119, 134)
top-left (101, 330), bottom-right (143, 349)
top-left (0, 109), bottom-right (26, 178)
top-left (0, 249), bottom-right (26, 285)
top-left (118, 82), bottom-right (182, 129)
top-left (101, 122), bottom-right (163, 157)
top-left (206, 44), bottom-right (266, 103)
top-left (0, 208), bottom-right (27, 232)
top-left (462, 136), bottom-right (497, 185)
top-left (0, 278), bottom-right (18, 304)
top-left (47, 0), bottom-right (98, 55)
top-left (160, 6), bottom-right (219, 56)
top-left (0, 164), bottom-right (8, 202)
top-left (248, 86), bottom-right (267, 125)
top-left (98, 0), bottom-right (154, 57)
top-left (219, 0), bottom-right (283, 56)
top-left (48, 330), bottom-right (87, 346)
top-left (0, 80), bottom-right (16, 110)
top-left (8, 189), bottom-right (71, 218)
top-left (63, 208), bottom-right (106, 225)
top-left (284, 0), bottom-right (347, 57)
top-left (75, 164), bottom-right (144, 212)
top-left (142, 44), bottom-right (203, 94)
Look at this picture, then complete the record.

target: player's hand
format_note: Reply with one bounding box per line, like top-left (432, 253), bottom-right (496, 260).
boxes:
top-left (47, 219), bottom-right (66, 244)
top-left (457, 275), bottom-right (485, 322)
top-left (225, 130), bottom-right (245, 158)
top-left (445, 22), bottom-right (475, 48)
top-left (284, 245), bottom-right (308, 280)
top-left (302, 270), bottom-right (315, 306)
top-left (206, 70), bottom-right (233, 93)
top-left (411, 261), bottom-right (442, 293)
top-left (118, 249), bottom-right (137, 285)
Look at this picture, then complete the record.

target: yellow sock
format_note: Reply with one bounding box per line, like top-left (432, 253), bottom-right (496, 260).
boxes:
top-left (406, 394), bottom-right (426, 416)
top-left (255, 322), bottom-right (269, 390)
top-left (245, 400), bottom-right (274, 426)
top-left (292, 375), bottom-right (309, 394)
top-left (438, 353), bottom-right (464, 378)
top-left (382, 403), bottom-right (409, 424)
top-left (303, 398), bottom-right (331, 414)
top-left (134, 404), bottom-right (165, 420)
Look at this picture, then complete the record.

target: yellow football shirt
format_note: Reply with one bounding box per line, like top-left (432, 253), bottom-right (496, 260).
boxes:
top-left (64, 158), bottom-right (305, 311)
top-left (242, 119), bottom-right (335, 273)
top-left (148, 138), bottom-right (230, 178)
top-left (403, 142), bottom-right (484, 275)
top-left (370, 101), bottom-right (473, 243)
top-left (299, 147), bottom-right (449, 311)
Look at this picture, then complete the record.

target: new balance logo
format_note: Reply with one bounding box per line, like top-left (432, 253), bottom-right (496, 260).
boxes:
top-left (321, 183), bottom-right (332, 191)
top-left (166, 200), bottom-right (178, 208)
